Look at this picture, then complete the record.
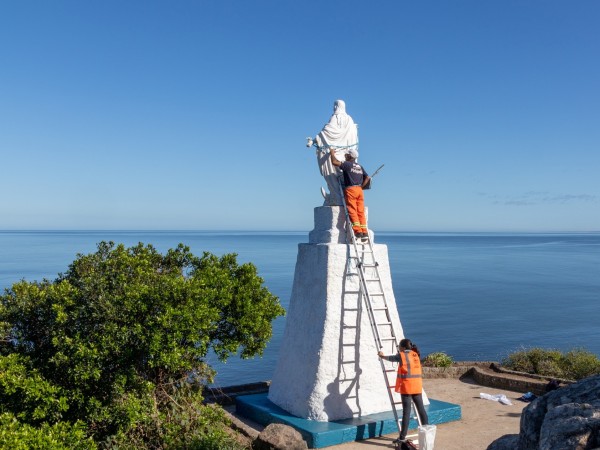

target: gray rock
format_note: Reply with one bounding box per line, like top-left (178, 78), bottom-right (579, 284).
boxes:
top-left (487, 434), bottom-right (519, 450)
top-left (252, 423), bottom-right (308, 450)
top-left (538, 403), bottom-right (600, 450)
top-left (488, 374), bottom-right (600, 450)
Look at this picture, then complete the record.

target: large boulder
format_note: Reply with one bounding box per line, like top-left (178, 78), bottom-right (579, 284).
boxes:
top-left (487, 374), bottom-right (600, 450)
top-left (252, 423), bottom-right (308, 450)
top-left (487, 434), bottom-right (519, 450)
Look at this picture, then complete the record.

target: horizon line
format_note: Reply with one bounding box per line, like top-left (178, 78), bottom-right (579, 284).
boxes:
top-left (1, 229), bottom-right (599, 235)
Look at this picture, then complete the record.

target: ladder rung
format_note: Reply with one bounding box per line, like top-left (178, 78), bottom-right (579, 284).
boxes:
top-left (381, 337), bottom-right (397, 342)
top-left (373, 318), bottom-right (392, 323)
top-left (372, 307), bottom-right (389, 311)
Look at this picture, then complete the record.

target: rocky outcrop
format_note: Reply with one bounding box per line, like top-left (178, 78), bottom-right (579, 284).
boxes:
top-left (252, 423), bottom-right (308, 450)
top-left (487, 374), bottom-right (600, 450)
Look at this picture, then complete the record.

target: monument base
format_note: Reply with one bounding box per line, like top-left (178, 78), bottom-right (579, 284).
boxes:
top-left (236, 392), bottom-right (461, 449)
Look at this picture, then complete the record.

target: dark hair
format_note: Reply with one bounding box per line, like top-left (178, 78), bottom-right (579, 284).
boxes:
top-left (399, 338), bottom-right (420, 357)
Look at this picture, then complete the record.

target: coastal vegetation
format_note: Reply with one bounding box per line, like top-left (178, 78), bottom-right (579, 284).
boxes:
top-left (0, 241), bottom-right (284, 449)
top-left (502, 347), bottom-right (600, 380)
top-left (422, 351), bottom-right (454, 368)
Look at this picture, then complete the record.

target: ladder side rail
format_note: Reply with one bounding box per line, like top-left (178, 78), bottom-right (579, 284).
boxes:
top-left (379, 358), bottom-right (402, 434)
top-left (359, 234), bottom-right (400, 351)
top-left (335, 176), bottom-right (397, 337)
top-left (356, 264), bottom-right (399, 356)
top-left (338, 178), bottom-right (404, 438)
top-left (354, 257), bottom-right (388, 349)
top-left (337, 178), bottom-right (388, 349)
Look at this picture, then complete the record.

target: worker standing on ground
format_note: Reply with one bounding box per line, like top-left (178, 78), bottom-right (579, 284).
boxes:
top-left (378, 339), bottom-right (429, 446)
top-left (330, 147), bottom-right (370, 240)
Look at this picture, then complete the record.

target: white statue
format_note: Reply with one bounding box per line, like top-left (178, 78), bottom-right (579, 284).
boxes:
top-left (307, 100), bottom-right (359, 206)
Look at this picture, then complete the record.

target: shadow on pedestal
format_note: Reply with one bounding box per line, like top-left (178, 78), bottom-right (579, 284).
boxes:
top-left (236, 392), bottom-right (461, 448)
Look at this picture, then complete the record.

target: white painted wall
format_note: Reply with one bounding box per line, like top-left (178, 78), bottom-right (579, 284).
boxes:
top-left (269, 206), bottom-right (425, 421)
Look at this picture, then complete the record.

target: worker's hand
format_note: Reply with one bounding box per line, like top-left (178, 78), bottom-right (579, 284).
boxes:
top-left (377, 351), bottom-right (384, 358)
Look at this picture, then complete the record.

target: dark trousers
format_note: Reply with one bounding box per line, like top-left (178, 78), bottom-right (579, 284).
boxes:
top-left (400, 393), bottom-right (428, 440)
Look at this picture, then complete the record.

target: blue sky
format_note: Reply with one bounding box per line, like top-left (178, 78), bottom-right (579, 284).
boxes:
top-left (1, 1), bottom-right (598, 232)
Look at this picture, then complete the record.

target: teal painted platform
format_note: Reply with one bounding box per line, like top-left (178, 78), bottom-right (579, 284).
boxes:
top-left (236, 393), bottom-right (461, 448)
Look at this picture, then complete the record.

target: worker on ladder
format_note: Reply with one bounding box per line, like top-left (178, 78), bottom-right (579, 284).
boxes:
top-left (330, 147), bottom-right (371, 241)
top-left (378, 338), bottom-right (429, 448)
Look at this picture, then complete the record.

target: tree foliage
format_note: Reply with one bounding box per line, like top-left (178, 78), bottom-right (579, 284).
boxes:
top-left (0, 241), bottom-right (284, 448)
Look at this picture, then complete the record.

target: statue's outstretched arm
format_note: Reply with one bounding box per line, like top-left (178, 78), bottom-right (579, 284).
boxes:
top-left (330, 148), bottom-right (342, 167)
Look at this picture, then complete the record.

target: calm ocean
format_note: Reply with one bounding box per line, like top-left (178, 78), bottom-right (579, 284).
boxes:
top-left (1, 231), bottom-right (599, 387)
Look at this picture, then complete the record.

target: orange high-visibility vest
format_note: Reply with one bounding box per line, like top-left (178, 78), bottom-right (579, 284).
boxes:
top-left (394, 350), bottom-right (423, 395)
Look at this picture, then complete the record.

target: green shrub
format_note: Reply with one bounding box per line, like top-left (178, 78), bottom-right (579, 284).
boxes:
top-left (502, 347), bottom-right (600, 380)
top-left (0, 413), bottom-right (95, 450)
top-left (0, 242), bottom-right (284, 448)
top-left (561, 348), bottom-right (600, 380)
top-left (104, 384), bottom-right (248, 449)
top-left (0, 354), bottom-right (69, 423)
top-left (422, 352), bottom-right (454, 367)
top-left (502, 347), bottom-right (561, 374)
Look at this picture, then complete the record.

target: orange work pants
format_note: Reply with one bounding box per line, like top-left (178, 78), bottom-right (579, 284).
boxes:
top-left (344, 186), bottom-right (367, 234)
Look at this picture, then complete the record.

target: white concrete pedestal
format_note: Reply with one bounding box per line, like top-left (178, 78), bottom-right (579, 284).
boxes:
top-left (268, 206), bottom-right (419, 421)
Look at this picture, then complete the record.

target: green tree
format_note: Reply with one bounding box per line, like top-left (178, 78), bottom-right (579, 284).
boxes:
top-left (0, 241), bottom-right (284, 447)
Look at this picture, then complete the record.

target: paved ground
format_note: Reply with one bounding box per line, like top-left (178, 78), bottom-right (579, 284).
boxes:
top-left (229, 376), bottom-right (528, 450)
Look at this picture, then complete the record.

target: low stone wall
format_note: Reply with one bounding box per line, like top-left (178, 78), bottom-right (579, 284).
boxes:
top-left (207, 363), bottom-right (573, 406)
top-left (490, 363), bottom-right (573, 384)
top-left (426, 362), bottom-right (573, 395)
top-left (204, 381), bottom-right (270, 406)
top-left (465, 364), bottom-right (572, 396)
top-left (423, 361), bottom-right (492, 379)
top-left (468, 366), bottom-right (549, 396)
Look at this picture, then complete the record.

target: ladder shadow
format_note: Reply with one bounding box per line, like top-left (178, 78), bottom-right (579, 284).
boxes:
top-left (331, 242), bottom-right (365, 419)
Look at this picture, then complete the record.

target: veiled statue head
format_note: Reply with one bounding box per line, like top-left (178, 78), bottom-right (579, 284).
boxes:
top-left (333, 99), bottom-right (346, 115)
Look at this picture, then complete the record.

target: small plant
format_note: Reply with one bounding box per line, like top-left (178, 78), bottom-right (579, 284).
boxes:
top-left (422, 352), bottom-right (454, 368)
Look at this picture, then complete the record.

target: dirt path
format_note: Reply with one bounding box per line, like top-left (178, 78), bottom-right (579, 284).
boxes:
top-left (334, 377), bottom-right (526, 450)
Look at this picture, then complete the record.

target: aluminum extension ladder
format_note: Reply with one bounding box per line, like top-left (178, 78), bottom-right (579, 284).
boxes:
top-left (338, 179), bottom-right (422, 446)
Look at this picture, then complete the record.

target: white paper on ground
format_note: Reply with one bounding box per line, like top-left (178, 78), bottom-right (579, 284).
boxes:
top-left (480, 392), bottom-right (513, 405)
